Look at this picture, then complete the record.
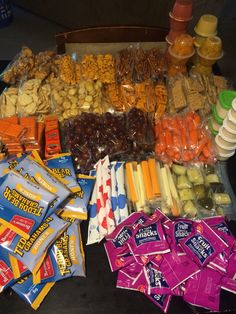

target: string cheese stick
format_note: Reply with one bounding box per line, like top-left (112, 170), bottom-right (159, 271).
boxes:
top-left (125, 162), bottom-right (138, 203)
top-left (124, 167), bottom-right (132, 215)
top-left (141, 160), bottom-right (154, 200)
top-left (160, 166), bottom-right (173, 209)
top-left (148, 158), bottom-right (161, 197)
top-left (132, 162), bottom-right (142, 211)
top-left (165, 165), bottom-right (181, 217)
top-left (137, 163), bottom-right (147, 209)
top-left (157, 162), bottom-right (170, 215)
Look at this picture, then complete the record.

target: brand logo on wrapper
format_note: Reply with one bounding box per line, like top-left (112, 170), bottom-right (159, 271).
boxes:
top-left (135, 224), bottom-right (160, 246)
top-left (56, 234), bottom-right (72, 276)
top-left (112, 227), bottom-right (133, 248)
top-left (147, 264), bottom-right (169, 288)
top-left (185, 234), bottom-right (214, 264)
top-left (215, 222), bottom-right (232, 236)
top-left (149, 294), bottom-right (166, 307)
top-left (174, 222), bottom-right (192, 243)
top-left (3, 186), bottom-right (43, 217)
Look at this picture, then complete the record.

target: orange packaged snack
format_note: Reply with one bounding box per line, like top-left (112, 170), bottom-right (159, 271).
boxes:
top-left (20, 116), bottom-right (37, 143)
top-left (45, 116), bottom-right (61, 158)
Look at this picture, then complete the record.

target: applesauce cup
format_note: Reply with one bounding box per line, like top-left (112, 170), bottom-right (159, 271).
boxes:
top-left (171, 0), bottom-right (193, 21)
top-left (194, 14), bottom-right (218, 37)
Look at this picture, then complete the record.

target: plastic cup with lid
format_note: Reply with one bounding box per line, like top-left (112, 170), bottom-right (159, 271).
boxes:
top-left (212, 104), bottom-right (224, 125)
top-left (216, 150), bottom-right (235, 161)
top-left (169, 13), bottom-right (190, 31)
top-left (215, 133), bottom-right (236, 151)
top-left (171, 0), bottom-right (193, 21)
top-left (166, 29), bottom-right (186, 45)
top-left (220, 119), bottom-right (236, 142)
top-left (198, 36), bottom-right (223, 59)
top-left (216, 90), bottom-right (236, 120)
top-left (215, 135), bottom-right (235, 161)
top-left (223, 114), bottom-right (236, 134)
top-left (231, 98), bottom-right (236, 120)
top-left (194, 14), bottom-right (218, 37)
top-left (209, 116), bottom-right (221, 133)
top-left (219, 127), bottom-right (236, 144)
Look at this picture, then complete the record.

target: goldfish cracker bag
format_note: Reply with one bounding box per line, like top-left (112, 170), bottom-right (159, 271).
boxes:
top-left (12, 275), bottom-right (55, 310)
top-left (0, 171), bottom-right (56, 239)
top-left (33, 221), bottom-right (85, 284)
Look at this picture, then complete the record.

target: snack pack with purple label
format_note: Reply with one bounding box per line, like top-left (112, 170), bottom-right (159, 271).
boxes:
top-left (183, 268), bottom-right (222, 312)
top-left (179, 220), bottom-right (228, 267)
top-left (127, 214), bottom-right (170, 256)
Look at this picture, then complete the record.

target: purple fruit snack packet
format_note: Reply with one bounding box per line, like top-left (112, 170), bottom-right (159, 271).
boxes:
top-left (127, 215), bottom-right (170, 256)
top-left (116, 262), bottom-right (142, 291)
top-left (104, 240), bottom-right (135, 272)
top-left (179, 221), bottom-right (228, 267)
top-left (183, 268), bottom-right (222, 312)
top-left (208, 249), bottom-right (230, 274)
top-left (166, 219), bottom-right (193, 253)
top-left (226, 252), bottom-right (236, 279)
top-left (132, 268), bottom-right (149, 294)
top-left (116, 270), bottom-right (138, 291)
top-left (204, 216), bottom-right (235, 249)
top-left (145, 293), bottom-right (172, 313)
top-left (221, 276), bottom-right (236, 294)
top-left (159, 250), bottom-right (200, 290)
top-left (144, 262), bottom-right (172, 295)
top-left (105, 212), bottom-right (148, 241)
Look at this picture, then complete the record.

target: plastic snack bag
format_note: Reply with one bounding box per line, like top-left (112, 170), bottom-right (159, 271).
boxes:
top-left (179, 220), bottom-right (228, 267)
top-left (0, 171), bottom-right (56, 239)
top-left (2, 214), bottom-right (70, 274)
top-left (12, 275), bottom-right (55, 310)
top-left (183, 268), bottom-right (222, 312)
top-left (33, 222), bottom-right (85, 284)
top-left (14, 155), bottom-right (71, 217)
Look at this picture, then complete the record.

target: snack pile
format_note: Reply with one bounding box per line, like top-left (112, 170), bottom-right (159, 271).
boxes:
top-left (104, 209), bottom-right (236, 313)
top-left (0, 5), bottom-right (236, 311)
